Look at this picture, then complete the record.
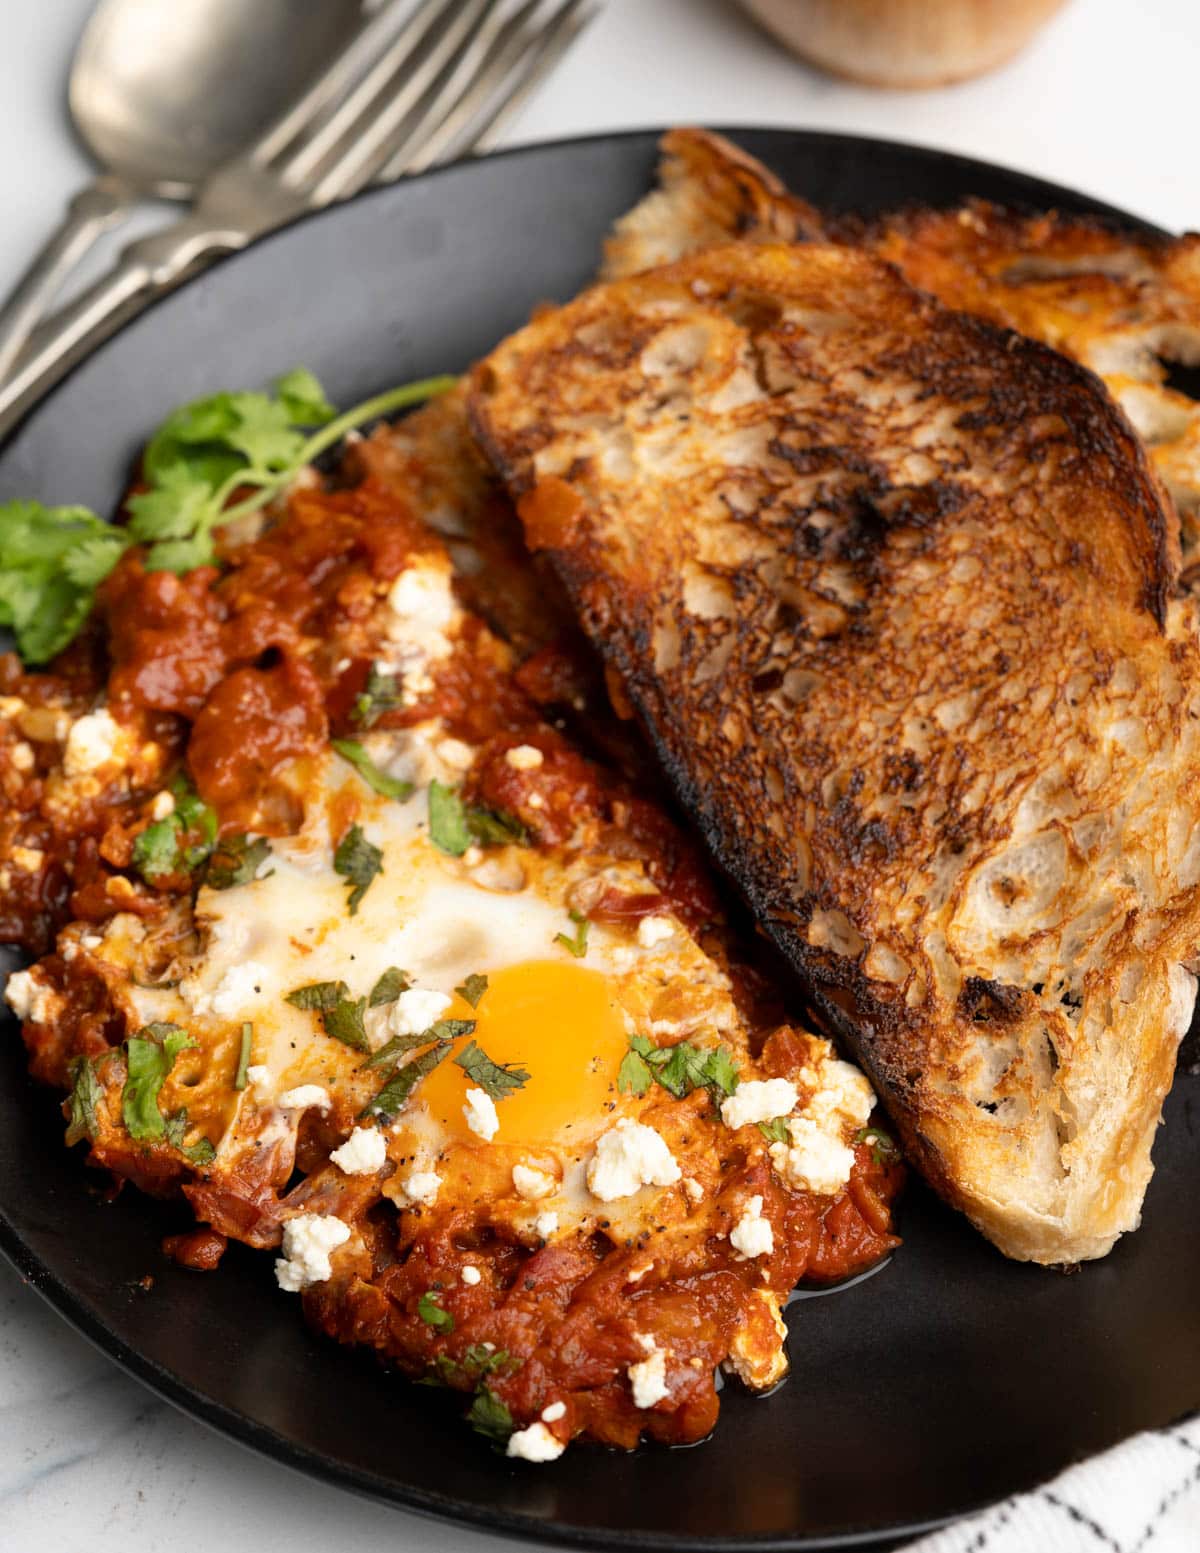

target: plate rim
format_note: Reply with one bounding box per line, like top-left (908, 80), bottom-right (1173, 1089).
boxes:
top-left (0, 124), bottom-right (1177, 1551)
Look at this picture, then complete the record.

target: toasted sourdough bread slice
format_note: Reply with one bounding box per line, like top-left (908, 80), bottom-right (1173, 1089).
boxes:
top-left (470, 240), bottom-right (1200, 1263)
top-left (611, 129), bottom-right (1200, 568)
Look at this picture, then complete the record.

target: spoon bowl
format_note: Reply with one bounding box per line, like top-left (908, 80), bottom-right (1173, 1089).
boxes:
top-left (71, 0), bottom-right (366, 198)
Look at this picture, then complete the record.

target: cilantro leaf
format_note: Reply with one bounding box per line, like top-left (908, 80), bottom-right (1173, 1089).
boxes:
top-left (234, 1022), bottom-right (253, 1091)
top-left (758, 1117), bottom-right (790, 1144)
top-left (617, 1033), bottom-right (739, 1106)
top-left (0, 501), bottom-right (129, 664)
top-left (462, 1344), bottom-right (514, 1377)
top-left (369, 966), bottom-right (410, 1007)
top-left (351, 664), bottom-right (402, 728)
top-left (363, 1017), bottom-right (475, 1072)
top-left (617, 1048), bottom-right (653, 1098)
top-left (331, 738), bottom-right (414, 800)
top-left (466, 807), bottom-right (527, 847)
top-left (65, 1055), bottom-right (104, 1146)
top-left (275, 367), bottom-right (336, 425)
top-left (454, 1040), bottom-right (528, 1101)
top-left (467, 1386), bottom-right (513, 1444)
top-left (418, 1290), bottom-right (455, 1333)
top-left (333, 823), bottom-right (382, 914)
top-left (163, 1107), bottom-right (216, 1166)
top-left (286, 980), bottom-right (349, 1012)
top-left (361, 1040), bottom-right (451, 1123)
top-left (428, 780), bottom-right (473, 856)
top-left (206, 833), bottom-right (271, 889)
top-left (131, 816), bottom-right (183, 880)
top-left (554, 910), bottom-right (589, 958)
top-left (454, 973), bottom-right (488, 1008)
top-left (122, 1023), bottom-right (197, 1142)
top-left (853, 1124), bottom-right (899, 1165)
top-left (126, 465), bottom-right (212, 540)
top-left (323, 996), bottom-right (370, 1053)
top-left (224, 391), bottom-right (307, 469)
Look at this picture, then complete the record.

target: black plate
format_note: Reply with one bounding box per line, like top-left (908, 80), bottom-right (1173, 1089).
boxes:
top-left (1, 129), bottom-right (1197, 1551)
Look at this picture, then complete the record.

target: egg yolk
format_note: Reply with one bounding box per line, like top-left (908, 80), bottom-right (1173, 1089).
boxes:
top-left (418, 959), bottom-right (631, 1147)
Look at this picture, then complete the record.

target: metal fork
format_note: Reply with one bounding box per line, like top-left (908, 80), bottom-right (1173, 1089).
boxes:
top-left (0, 0), bottom-right (598, 437)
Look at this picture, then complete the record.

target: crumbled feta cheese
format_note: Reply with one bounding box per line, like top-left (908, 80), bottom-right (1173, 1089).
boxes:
top-left (386, 561), bottom-right (458, 643)
top-left (63, 709), bottom-right (123, 776)
top-left (512, 1163), bottom-right (556, 1201)
top-left (720, 1078), bottom-right (799, 1131)
top-left (401, 1169), bottom-right (441, 1206)
top-left (461, 1264), bottom-right (482, 1286)
top-left (586, 1118), bottom-right (681, 1202)
top-left (389, 987), bottom-right (452, 1037)
top-left (805, 1058), bottom-right (874, 1131)
top-left (150, 789), bottom-right (175, 821)
top-left (463, 1086), bottom-right (499, 1141)
top-left (770, 1119), bottom-right (856, 1196)
top-left (186, 959), bottom-right (268, 1019)
top-left (275, 1213), bottom-right (351, 1291)
top-left (245, 1064), bottom-right (271, 1087)
top-left (533, 1211), bottom-right (558, 1239)
top-left (278, 1084), bottom-right (331, 1113)
top-left (435, 736), bottom-right (475, 771)
top-left (627, 1339), bottom-right (669, 1409)
top-left (541, 1401), bottom-right (566, 1423)
top-left (506, 1421), bottom-right (564, 1462)
top-left (729, 1194), bottom-right (775, 1259)
top-left (682, 1177), bottom-right (705, 1204)
top-left (505, 744), bottom-right (544, 771)
top-left (4, 969), bottom-right (53, 1022)
top-left (636, 914), bottom-right (676, 948)
top-left (330, 1126), bottom-right (387, 1175)
top-left (9, 741), bottom-right (34, 773)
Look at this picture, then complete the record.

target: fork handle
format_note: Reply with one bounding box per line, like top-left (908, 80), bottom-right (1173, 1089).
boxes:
top-left (0, 211), bottom-right (252, 440)
top-left (0, 175), bottom-right (139, 386)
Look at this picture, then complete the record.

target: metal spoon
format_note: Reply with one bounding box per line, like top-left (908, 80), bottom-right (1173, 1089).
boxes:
top-left (0, 0), bottom-right (364, 382)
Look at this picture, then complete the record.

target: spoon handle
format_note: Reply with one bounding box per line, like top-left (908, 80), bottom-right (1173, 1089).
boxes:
top-left (0, 174), bottom-right (136, 385)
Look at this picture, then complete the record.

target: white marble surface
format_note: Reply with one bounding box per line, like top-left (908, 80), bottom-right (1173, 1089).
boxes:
top-left (1, 1), bottom-right (1199, 1549)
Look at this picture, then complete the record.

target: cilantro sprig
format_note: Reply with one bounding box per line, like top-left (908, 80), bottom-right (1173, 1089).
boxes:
top-left (131, 771), bottom-right (217, 884)
top-left (418, 1290), bottom-right (455, 1334)
top-left (332, 738), bottom-right (414, 800)
top-left (554, 909), bottom-right (589, 959)
top-left (119, 1021), bottom-right (213, 1163)
top-left (0, 371), bottom-right (455, 666)
top-left (428, 781), bottom-right (527, 857)
top-left (617, 1033), bottom-right (739, 1105)
top-left (333, 823), bottom-right (383, 915)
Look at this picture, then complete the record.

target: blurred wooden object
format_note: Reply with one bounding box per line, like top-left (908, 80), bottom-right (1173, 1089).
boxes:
top-left (739, 0), bottom-right (1071, 88)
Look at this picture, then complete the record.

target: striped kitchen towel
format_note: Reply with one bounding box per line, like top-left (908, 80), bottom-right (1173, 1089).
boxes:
top-left (908, 1413), bottom-right (1200, 1552)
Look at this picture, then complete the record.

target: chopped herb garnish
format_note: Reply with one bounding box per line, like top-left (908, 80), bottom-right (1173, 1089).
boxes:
top-left (122, 1023), bottom-right (197, 1143)
top-left (617, 1032), bottom-right (739, 1105)
top-left (455, 972), bottom-right (488, 1008)
top-left (418, 1290), bottom-right (455, 1334)
top-left (331, 738), bottom-right (414, 800)
top-left (0, 373), bottom-right (455, 666)
top-left (758, 1117), bottom-right (791, 1144)
top-left (454, 1040), bottom-right (529, 1101)
top-left (234, 1022), bottom-right (253, 1091)
top-left (323, 995), bottom-right (370, 1053)
top-left (467, 1385), bottom-right (514, 1444)
top-left (554, 909), bottom-right (589, 958)
top-left (462, 1344), bottom-right (515, 1377)
top-left (131, 771), bottom-right (217, 884)
top-left (65, 1055), bottom-right (103, 1146)
top-left (206, 833), bottom-right (271, 889)
top-left (853, 1124), bottom-right (899, 1166)
top-left (333, 823), bottom-right (382, 915)
top-left (427, 781), bottom-right (527, 856)
top-left (286, 980), bottom-right (349, 1012)
top-left (361, 1040), bottom-right (451, 1123)
top-left (363, 1017), bottom-right (475, 1072)
top-left (428, 780), bottom-right (473, 856)
top-left (369, 966), bottom-right (410, 1007)
top-left (163, 1108), bottom-right (217, 1166)
top-left (351, 664), bottom-right (403, 728)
